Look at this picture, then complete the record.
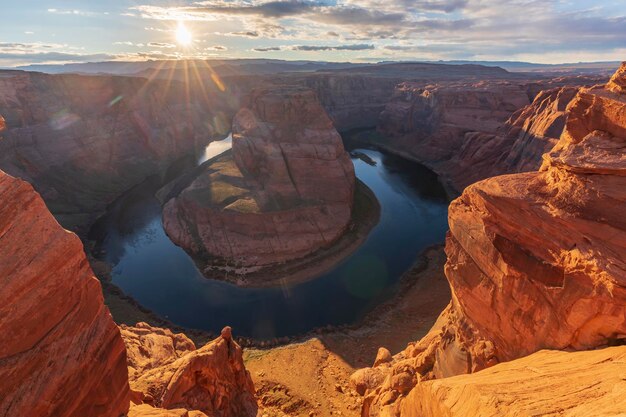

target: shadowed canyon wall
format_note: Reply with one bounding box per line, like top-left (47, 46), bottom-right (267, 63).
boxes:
top-left (0, 70), bottom-right (232, 232)
top-left (377, 75), bottom-right (607, 193)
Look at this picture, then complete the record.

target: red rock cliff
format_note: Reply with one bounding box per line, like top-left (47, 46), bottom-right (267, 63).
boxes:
top-left (0, 169), bottom-right (130, 417)
top-left (356, 63), bottom-right (626, 416)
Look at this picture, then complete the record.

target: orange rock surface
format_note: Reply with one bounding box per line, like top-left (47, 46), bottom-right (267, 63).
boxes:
top-left (401, 346), bottom-right (626, 417)
top-left (163, 86), bottom-right (355, 268)
top-left (0, 169), bottom-right (130, 417)
top-left (357, 63), bottom-right (626, 416)
top-left (121, 322), bottom-right (196, 381)
top-left (128, 327), bottom-right (257, 417)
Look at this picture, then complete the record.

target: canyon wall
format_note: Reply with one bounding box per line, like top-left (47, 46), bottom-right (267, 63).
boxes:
top-left (163, 86), bottom-right (355, 269)
top-left (377, 76), bottom-right (605, 193)
top-left (0, 169), bottom-right (130, 417)
top-left (0, 70), bottom-right (231, 232)
top-left (356, 63), bottom-right (626, 416)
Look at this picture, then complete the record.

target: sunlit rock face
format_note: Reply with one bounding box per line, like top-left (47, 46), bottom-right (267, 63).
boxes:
top-left (357, 63), bottom-right (626, 417)
top-left (123, 325), bottom-right (257, 417)
top-left (0, 169), bottom-right (130, 417)
top-left (400, 347), bottom-right (626, 417)
top-left (0, 71), bottom-right (229, 232)
top-left (163, 86), bottom-right (355, 268)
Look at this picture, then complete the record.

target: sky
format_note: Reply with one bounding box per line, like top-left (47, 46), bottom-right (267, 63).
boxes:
top-left (1, 0), bottom-right (625, 67)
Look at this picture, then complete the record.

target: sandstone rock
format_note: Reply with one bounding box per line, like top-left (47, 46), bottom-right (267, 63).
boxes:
top-left (121, 322), bottom-right (196, 381)
top-left (129, 403), bottom-right (208, 417)
top-left (373, 347), bottom-right (392, 367)
top-left (378, 76), bottom-right (606, 193)
top-left (440, 86), bottom-right (579, 190)
top-left (358, 63), bottom-right (626, 416)
top-left (163, 86), bottom-right (355, 268)
top-left (0, 170), bottom-right (130, 417)
top-left (131, 332), bottom-right (257, 417)
top-left (400, 346), bottom-right (626, 417)
top-left (0, 71), bottom-right (228, 232)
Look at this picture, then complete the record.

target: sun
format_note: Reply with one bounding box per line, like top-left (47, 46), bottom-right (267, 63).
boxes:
top-left (175, 22), bottom-right (193, 46)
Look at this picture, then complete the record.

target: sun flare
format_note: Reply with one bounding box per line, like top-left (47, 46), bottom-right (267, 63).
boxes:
top-left (175, 22), bottom-right (192, 46)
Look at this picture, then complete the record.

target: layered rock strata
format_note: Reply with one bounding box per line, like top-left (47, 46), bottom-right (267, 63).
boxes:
top-left (163, 86), bottom-right (355, 268)
top-left (357, 63), bottom-right (626, 416)
top-left (0, 169), bottom-right (131, 417)
top-left (0, 70), bottom-right (229, 231)
top-left (378, 76), bottom-right (605, 192)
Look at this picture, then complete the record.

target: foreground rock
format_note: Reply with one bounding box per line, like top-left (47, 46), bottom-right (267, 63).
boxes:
top-left (125, 325), bottom-right (257, 417)
top-left (401, 346), bottom-right (626, 417)
top-left (0, 71), bottom-right (229, 232)
top-left (0, 169), bottom-right (130, 417)
top-left (357, 63), bottom-right (626, 416)
top-left (163, 86), bottom-right (355, 269)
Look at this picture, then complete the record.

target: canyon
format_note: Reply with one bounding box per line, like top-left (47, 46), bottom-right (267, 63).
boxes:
top-left (162, 86), bottom-right (356, 274)
top-left (1, 61), bottom-right (625, 417)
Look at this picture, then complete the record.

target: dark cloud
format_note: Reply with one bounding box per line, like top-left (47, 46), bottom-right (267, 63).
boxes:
top-left (252, 46), bottom-right (282, 51)
top-left (292, 43), bottom-right (374, 51)
top-left (229, 31), bottom-right (260, 37)
top-left (186, 0), bottom-right (323, 18)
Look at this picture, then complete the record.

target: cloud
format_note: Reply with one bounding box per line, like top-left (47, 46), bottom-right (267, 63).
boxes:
top-left (252, 46), bottom-right (282, 52)
top-left (292, 43), bottom-right (374, 51)
top-left (228, 31), bottom-right (260, 37)
top-left (148, 42), bottom-right (176, 48)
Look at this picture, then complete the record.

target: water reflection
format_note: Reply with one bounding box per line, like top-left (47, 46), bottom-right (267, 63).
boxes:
top-left (90, 137), bottom-right (449, 339)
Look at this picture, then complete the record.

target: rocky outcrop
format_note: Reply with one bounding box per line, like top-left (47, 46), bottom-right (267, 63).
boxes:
top-left (163, 86), bottom-right (355, 269)
top-left (400, 346), bottom-right (626, 417)
top-left (127, 326), bottom-right (257, 417)
top-left (440, 86), bottom-right (579, 190)
top-left (0, 169), bottom-right (130, 417)
top-left (357, 63), bottom-right (626, 416)
top-left (121, 323), bottom-right (196, 381)
top-left (0, 70), bottom-right (229, 232)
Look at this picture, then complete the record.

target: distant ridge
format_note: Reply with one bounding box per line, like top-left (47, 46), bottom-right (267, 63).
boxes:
top-left (8, 58), bottom-right (620, 76)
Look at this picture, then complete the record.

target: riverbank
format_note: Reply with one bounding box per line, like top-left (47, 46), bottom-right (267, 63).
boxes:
top-left (343, 128), bottom-right (462, 200)
top-left (244, 246), bottom-right (451, 417)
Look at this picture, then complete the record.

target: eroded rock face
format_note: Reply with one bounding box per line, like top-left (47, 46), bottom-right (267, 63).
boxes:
top-left (0, 71), bottom-right (229, 232)
top-left (0, 169), bottom-right (130, 417)
top-left (163, 86), bottom-right (355, 268)
top-left (121, 323), bottom-right (196, 381)
top-left (378, 77), bottom-right (605, 193)
top-left (440, 86), bottom-right (579, 190)
top-left (357, 63), bottom-right (626, 416)
top-left (401, 346), bottom-right (626, 417)
top-left (129, 328), bottom-right (257, 417)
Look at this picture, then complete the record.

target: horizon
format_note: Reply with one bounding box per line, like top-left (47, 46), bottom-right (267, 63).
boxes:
top-left (1, 0), bottom-right (625, 68)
